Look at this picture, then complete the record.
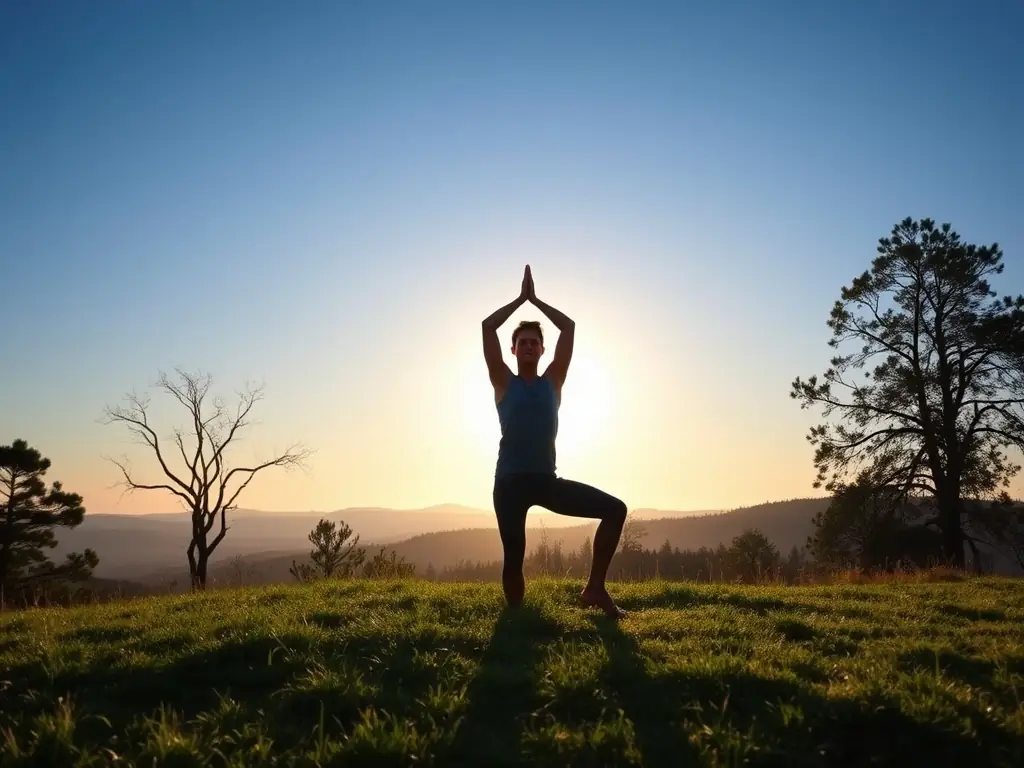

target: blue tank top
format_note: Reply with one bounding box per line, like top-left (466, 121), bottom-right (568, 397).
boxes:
top-left (495, 374), bottom-right (559, 477)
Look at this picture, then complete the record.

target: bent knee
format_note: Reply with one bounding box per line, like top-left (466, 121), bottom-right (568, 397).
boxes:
top-left (607, 498), bottom-right (628, 525)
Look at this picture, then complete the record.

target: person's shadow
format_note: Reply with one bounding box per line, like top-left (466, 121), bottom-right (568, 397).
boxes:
top-left (442, 601), bottom-right (1020, 767)
top-left (443, 603), bottom-right (559, 765)
top-left (590, 615), bottom-right (701, 766)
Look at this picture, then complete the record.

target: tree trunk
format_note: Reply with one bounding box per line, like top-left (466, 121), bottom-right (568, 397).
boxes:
top-left (187, 510), bottom-right (214, 590)
top-left (195, 554), bottom-right (208, 590)
top-left (937, 494), bottom-right (965, 569)
top-left (187, 538), bottom-right (209, 590)
top-left (188, 551), bottom-right (209, 590)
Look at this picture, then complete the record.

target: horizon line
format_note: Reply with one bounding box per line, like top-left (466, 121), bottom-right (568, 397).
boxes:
top-left (88, 497), bottom-right (834, 517)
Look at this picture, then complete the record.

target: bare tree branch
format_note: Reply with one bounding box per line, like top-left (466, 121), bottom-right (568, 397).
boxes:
top-left (102, 369), bottom-right (313, 589)
top-left (105, 455), bottom-right (193, 508)
top-left (101, 392), bottom-right (196, 499)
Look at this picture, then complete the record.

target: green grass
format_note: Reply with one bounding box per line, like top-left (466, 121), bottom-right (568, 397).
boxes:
top-left (1, 578), bottom-right (1022, 766)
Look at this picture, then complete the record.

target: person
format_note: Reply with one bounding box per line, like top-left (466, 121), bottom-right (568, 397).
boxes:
top-left (481, 264), bottom-right (628, 618)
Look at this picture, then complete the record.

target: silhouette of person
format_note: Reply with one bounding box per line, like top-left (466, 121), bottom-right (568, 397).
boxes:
top-left (481, 265), bottom-right (627, 618)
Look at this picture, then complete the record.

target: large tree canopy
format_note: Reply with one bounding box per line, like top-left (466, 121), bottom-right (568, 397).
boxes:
top-left (0, 439), bottom-right (98, 599)
top-left (792, 217), bottom-right (1024, 568)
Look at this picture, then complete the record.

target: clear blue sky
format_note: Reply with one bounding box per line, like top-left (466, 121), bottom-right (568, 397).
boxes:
top-left (1, 0), bottom-right (1021, 513)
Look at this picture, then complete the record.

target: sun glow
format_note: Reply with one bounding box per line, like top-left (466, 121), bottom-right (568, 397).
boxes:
top-left (456, 346), bottom-right (617, 468)
top-left (554, 355), bottom-right (614, 463)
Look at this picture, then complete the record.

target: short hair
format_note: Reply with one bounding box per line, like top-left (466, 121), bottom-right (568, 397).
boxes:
top-left (511, 320), bottom-right (544, 347)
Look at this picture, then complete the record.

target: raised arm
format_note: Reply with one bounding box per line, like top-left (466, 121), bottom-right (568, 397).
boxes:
top-left (482, 270), bottom-right (530, 392)
top-left (534, 295), bottom-right (575, 389)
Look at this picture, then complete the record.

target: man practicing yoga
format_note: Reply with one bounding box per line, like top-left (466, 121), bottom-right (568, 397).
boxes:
top-left (482, 264), bottom-right (628, 619)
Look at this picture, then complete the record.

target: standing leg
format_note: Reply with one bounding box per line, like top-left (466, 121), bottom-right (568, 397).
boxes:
top-left (492, 475), bottom-right (533, 608)
top-left (536, 476), bottom-right (628, 618)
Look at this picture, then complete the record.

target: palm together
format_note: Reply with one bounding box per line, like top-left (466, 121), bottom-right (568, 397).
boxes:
top-left (520, 265), bottom-right (537, 304)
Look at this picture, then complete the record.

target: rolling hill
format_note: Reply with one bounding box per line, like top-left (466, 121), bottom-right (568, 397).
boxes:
top-left (52, 502), bottom-right (730, 582)
top-left (133, 498), bottom-right (831, 588)
top-left (377, 498), bottom-right (828, 572)
top-left (53, 496), bottom-right (1023, 589)
top-left (53, 503), bottom-right (499, 578)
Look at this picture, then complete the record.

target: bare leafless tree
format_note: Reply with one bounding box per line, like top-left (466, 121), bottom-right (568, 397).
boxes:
top-left (101, 368), bottom-right (312, 590)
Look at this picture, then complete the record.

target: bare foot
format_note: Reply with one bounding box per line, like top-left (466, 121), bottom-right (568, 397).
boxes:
top-left (580, 586), bottom-right (627, 619)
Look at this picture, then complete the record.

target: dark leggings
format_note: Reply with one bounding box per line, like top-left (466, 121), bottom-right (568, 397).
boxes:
top-left (492, 472), bottom-right (628, 569)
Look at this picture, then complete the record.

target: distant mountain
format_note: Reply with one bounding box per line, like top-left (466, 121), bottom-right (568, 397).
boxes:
top-left (131, 498), bottom-right (832, 588)
top-left (59, 495), bottom-right (1023, 589)
top-left (385, 498), bottom-right (831, 572)
top-left (630, 508), bottom-right (725, 520)
top-left (53, 502), bottom-right (614, 579)
top-left (52, 504), bottom-right (489, 578)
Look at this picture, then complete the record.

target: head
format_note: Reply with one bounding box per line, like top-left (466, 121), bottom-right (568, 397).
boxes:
top-left (511, 320), bottom-right (545, 367)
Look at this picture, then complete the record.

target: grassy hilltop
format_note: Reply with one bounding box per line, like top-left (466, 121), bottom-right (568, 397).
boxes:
top-left (1, 578), bottom-right (1022, 766)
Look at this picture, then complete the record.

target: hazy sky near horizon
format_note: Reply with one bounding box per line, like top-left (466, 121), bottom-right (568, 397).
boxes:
top-left (2, 0), bottom-right (1022, 515)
